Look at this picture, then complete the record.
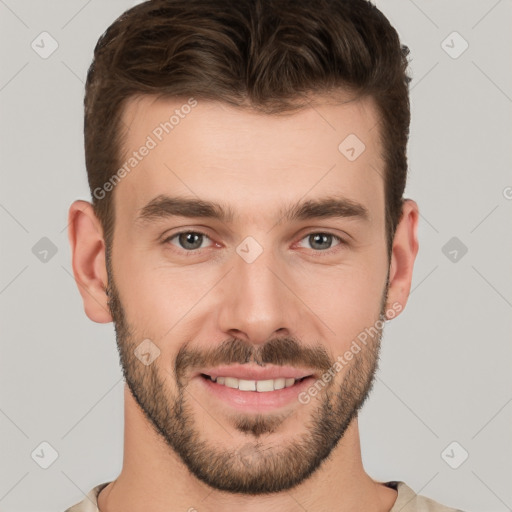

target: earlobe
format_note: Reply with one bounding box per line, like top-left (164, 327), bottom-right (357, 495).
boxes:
top-left (385, 199), bottom-right (419, 318)
top-left (67, 200), bottom-right (113, 324)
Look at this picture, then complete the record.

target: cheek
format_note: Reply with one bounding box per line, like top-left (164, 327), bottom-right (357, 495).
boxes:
top-left (114, 249), bottom-right (218, 337)
top-left (299, 259), bottom-right (387, 345)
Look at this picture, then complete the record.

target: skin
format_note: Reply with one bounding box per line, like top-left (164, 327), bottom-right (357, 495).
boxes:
top-left (68, 93), bottom-right (419, 512)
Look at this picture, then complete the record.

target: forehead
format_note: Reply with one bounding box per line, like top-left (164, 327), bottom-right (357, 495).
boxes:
top-left (115, 93), bottom-right (384, 227)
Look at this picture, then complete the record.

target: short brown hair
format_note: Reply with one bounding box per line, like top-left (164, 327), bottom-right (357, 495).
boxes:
top-left (84, 0), bottom-right (410, 255)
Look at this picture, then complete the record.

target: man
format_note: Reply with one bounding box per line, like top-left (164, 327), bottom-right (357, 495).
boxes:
top-left (65, 0), bottom-right (466, 510)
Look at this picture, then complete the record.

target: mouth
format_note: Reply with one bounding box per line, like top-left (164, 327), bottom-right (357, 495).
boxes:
top-left (200, 373), bottom-right (310, 392)
top-left (194, 365), bottom-right (317, 411)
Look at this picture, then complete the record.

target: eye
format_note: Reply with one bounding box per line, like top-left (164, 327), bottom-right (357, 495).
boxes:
top-left (164, 231), bottom-right (214, 251)
top-left (162, 230), bottom-right (345, 254)
top-left (296, 232), bottom-right (344, 251)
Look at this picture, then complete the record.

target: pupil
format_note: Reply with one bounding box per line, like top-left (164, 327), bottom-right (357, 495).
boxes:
top-left (180, 232), bottom-right (202, 249)
top-left (311, 233), bottom-right (331, 250)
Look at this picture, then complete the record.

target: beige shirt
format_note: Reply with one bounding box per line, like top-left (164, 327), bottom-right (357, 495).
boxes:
top-left (64, 480), bottom-right (465, 511)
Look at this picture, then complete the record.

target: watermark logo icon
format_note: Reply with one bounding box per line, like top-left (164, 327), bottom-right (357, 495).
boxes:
top-left (236, 236), bottom-right (263, 264)
top-left (441, 441), bottom-right (469, 469)
top-left (31, 32), bottom-right (59, 59)
top-left (32, 237), bottom-right (58, 263)
top-left (338, 134), bottom-right (366, 162)
top-left (236, 442), bottom-right (260, 468)
top-left (442, 236), bottom-right (468, 263)
top-left (134, 339), bottom-right (161, 365)
top-left (441, 31), bottom-right (469, 59)
top-left (31, 441), bottom-right (59, 469)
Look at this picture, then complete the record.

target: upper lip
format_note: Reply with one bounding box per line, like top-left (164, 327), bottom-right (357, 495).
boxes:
top-left (196, 364), bottom-right (316, 381)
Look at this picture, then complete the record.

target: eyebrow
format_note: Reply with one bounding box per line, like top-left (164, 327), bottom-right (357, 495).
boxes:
top-left (135, 194), bottom-right (369, 227)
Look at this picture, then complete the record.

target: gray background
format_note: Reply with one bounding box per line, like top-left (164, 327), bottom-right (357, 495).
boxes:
top-left (0, 1), bottom-right (511, 511)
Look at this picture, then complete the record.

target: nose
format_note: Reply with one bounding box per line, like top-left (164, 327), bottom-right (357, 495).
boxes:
top-left (216, 245), bottom-right (301, 345)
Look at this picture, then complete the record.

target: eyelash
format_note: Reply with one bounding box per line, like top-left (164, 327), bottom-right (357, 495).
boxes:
top-left (162, 230), bottom-right (347, 255)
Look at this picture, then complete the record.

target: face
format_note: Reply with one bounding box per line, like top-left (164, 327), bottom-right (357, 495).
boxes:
top-left (105, 94), bottom-right (392, 494)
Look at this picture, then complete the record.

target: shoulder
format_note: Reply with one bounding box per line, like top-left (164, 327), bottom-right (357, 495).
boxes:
top-left (63, 481), bottom-right (111, 512)
top-left (387, 481), bottom-right (466, 512)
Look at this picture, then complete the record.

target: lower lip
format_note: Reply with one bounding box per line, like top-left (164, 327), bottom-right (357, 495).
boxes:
top-left (197, 375), bottom-right (315, 412)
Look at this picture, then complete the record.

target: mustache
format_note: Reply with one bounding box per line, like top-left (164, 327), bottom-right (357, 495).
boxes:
top-left (174, 336), bottom-right (333, 383)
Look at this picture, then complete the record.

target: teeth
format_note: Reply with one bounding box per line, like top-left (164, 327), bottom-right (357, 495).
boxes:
top-left (273, 378), bottom-right (285, 390)
top-left (224, 377), bottom-right (239, 389)
top-left (209, 375), bottom-right (302, 392)
top-left (256, 379), bottom-right (274, 392)
top-left (239, 379), bottom-right (256, 391)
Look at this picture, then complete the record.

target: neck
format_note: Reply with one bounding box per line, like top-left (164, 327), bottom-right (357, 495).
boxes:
top-left (98, 384), bottom-right (397, 512)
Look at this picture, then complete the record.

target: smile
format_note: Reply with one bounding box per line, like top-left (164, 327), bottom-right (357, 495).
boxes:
top-left (201, 374), bottom-right (309, 392)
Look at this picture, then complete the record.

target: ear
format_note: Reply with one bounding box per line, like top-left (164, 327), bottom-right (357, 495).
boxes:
top-left (67, 200), bottom-right (112, 323)
top-left (385, 199), bottom-right (419, 318)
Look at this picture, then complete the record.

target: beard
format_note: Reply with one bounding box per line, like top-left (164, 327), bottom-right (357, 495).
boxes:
top-left (105, 250), bottom-right (389, 495)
